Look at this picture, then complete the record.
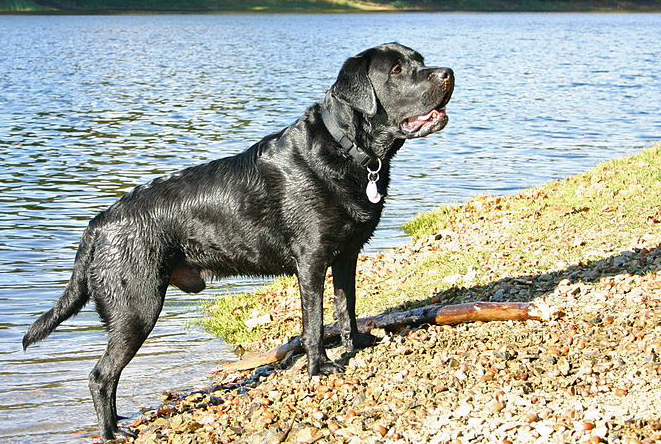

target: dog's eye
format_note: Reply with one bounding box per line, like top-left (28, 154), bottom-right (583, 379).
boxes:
top-left (391, 63), bottom-right (402, 75)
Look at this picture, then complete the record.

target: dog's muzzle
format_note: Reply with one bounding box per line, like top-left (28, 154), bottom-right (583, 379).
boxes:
top-left (400, 68), bottom-right (454, 139)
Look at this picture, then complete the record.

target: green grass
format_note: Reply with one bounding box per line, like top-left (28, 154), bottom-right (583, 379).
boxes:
top-left (402, 204), bottom-right (461, 237)
top-left (203, 145), bottom-right (661, 351)
top-left (203, 275), bottom-right (299, 346)
top-left (405, 145), bottom-right (661, 244)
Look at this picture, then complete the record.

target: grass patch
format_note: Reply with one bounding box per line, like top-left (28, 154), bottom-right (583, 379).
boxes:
top-left (402, 204), bottom-right (461, 237)
top-left (405, 145), bottom-right (661, 245)
top-left (202, 275), bottom-right (298, 346)
top-left (204, 144), bottom-right (661, 351)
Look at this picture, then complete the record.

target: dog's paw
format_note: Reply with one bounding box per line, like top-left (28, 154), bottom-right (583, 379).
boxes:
top-left (105, 427), bottom-right (137, 442)
top-left (345, 332), bottom-right (378, 352)
top-left (318, 360), bottom-right (345, 376)
top-left (308, 356), bottom-right (345, 376)
top-left (118, 427), bottom-right (138, 439)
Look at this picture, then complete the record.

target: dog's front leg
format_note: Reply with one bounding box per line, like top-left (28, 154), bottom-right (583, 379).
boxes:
top-left (297, 260), bottom-right (343, 376)
top-left (332, 251), bottom-right (377, 352)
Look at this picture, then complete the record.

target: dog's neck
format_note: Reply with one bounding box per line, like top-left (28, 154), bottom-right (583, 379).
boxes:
top-left (319, 105), bottom-right (378, 168)
top-left (321, 96), bottom-right (404, 166)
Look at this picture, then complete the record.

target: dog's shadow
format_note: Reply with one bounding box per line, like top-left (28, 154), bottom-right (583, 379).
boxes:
top-left (388, 243), bottom-right (660, 313)
top-left (241, 244), bottom-right (658, 377)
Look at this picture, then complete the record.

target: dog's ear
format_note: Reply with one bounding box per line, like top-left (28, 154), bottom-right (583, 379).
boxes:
top-left (331, 55), bottom-right (377, 117)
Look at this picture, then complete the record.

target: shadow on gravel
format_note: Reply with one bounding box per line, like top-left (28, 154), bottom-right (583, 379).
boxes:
top-left (389, 243), bottom-right (661, 314)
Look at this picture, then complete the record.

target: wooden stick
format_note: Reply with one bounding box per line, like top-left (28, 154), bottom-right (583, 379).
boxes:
top-left (221, 301), bottom-right (558, 372)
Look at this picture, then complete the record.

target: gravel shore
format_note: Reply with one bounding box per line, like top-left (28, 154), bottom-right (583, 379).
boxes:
top-left (125, 148), bottom-right (661, 444)
top-left (129, 239), bottom-right (661, 444)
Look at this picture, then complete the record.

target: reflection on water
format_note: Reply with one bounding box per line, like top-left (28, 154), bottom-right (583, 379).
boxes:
top-left (0, 12), bottom-right (659, 443)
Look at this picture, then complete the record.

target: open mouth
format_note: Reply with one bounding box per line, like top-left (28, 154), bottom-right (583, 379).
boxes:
top-left (400, 106), bottom-right (449, 138)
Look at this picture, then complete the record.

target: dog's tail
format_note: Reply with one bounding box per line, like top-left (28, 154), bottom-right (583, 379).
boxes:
top-left (23, 227), bottom-right (95, 350)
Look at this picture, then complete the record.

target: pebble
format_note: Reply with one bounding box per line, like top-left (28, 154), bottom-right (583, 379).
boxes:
top-left (373, 424), bottom-right (387, 436)
top-left (491, 401), bottom-right (505, 413)
top-left (525, 413), bottom-right (540, 423)
top-left (582, 421), bottom-right (596, 431)
top-left (295, 426), bottom-right (319, 443)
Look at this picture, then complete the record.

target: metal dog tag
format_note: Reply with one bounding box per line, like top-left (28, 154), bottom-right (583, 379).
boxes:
top-left (366, 180), bottom-right (381, 203)
top-left (365, 158), bottom-right (382, 204)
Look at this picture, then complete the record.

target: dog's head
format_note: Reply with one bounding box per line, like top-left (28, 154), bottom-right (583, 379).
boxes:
top-left (325, 42), bottom-right (454, 159)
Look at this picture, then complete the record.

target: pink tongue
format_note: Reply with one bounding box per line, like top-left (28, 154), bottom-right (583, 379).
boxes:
top-left (403, 109), bottom-right (438, 132)
top-left (416, 109), bottom-right (437, 121)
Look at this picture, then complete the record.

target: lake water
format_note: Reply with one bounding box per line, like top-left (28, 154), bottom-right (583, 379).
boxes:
top-left (0, 12), bottom-right (659, 443)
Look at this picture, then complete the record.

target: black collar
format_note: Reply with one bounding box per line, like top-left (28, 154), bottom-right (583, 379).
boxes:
top-left (320, 106), bottom-right (378, 168)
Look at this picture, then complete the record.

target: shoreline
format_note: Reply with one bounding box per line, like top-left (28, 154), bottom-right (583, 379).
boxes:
top-left (3, 10), bottom-right (661, 14)
top-left (124, 144), bottom-right (660, 443)
top-left (2, 2), bottom-right (661, 14)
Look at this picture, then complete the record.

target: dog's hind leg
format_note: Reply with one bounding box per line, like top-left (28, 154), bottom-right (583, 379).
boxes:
top-left (88, 281), bottom-right (166, 441)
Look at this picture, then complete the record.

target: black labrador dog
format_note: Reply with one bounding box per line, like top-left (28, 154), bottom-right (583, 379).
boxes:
top-left (23, 42), bottom-right (453, 441)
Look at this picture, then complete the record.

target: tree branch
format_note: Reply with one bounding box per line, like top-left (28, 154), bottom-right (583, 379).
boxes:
top-left (221, 301), bottom-right (560, 372)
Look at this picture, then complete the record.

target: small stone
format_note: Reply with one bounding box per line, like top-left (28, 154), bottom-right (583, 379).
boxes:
top-left (534, 422), bottom-right (554, 437)
top-left (311, 410), bottom-right (326, 421)
top-left (517, 426), bottom-right (535, 441)
top-left (492, 288), bottom-right (507, 301)
top-left (245, 313), bottom-right (272, 329)
top-left (152, 417), bottom-right (169, 427)
top-left (582, 422), bottom-right (595, 431)
top-left (454, 404), bottom-right (472, 418)
top-left (491, 401), bottom-right (504, 413)
top-left (525, 413), bottom-right (539, 423)
top-left (614, 387), bottom-right (627, 396)
top-left (468, 417), bottom-right (485, 429)
top-left (592, 426), bottom-right (608, 438)
top-left (548, 347), bottom-right (562, 356)
top-left (171, 415), bottom-right (184, 428)
top-left (296, 426), bottom-right (319, 443)
top-left (373, 424), bottom-right (387, 436)
top-left (557, 357), bottom-right (571, 376)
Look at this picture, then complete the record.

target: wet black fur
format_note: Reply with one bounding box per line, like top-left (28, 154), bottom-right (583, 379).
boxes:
top-left (23, 43), bottom-right (454, 441)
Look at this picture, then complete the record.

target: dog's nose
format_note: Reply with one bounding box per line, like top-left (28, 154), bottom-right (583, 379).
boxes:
top-left (430, 68), bottom-right (454, 82)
